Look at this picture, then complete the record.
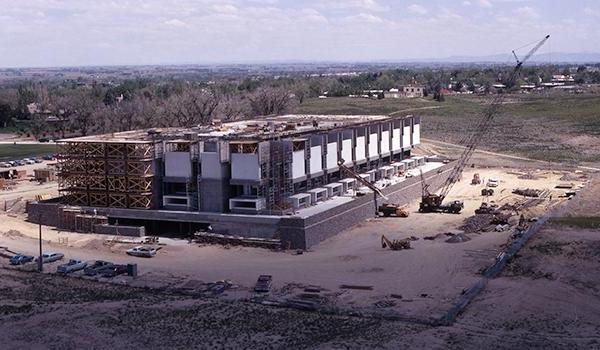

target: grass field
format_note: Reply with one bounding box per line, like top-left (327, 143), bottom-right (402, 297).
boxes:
top-left (296, 94), bottom-right (600, 164)
top-left (0, 144), bottom-right (57, 162)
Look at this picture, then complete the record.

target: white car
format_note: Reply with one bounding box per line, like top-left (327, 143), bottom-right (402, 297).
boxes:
top-left (24, 159), bottom-right (36, 165)
top-left (487, 178), bottom-right (499, 187)
top-left (0, 162), bottom-right (9, 168)
top-left (126, 246), bottom-right (160, 258)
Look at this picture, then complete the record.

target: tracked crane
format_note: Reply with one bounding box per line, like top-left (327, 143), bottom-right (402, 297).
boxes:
top-left (419, 35), bottom-right (550, 214)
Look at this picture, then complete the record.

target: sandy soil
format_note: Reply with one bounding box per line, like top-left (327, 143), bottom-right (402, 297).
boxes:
top-left (0, 166), bottom-right (596, 349)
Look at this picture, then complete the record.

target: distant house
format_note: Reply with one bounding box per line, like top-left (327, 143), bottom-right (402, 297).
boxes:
top-left (552, 75), bottom-right (575, 84)
top-left (384, 85), bottom-right (424, 99)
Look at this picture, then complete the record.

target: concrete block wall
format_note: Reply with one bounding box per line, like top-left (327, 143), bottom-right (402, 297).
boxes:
top-left (280, 163), bottom-right (453, 249)
top-left (26, 202), bottom-right (63, 227)
top-left (94, 224), bottom-right (145, 237)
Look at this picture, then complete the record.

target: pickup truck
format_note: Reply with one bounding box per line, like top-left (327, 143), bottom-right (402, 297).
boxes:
top-left (10, 254), bottom-right (34, 265)
top-left (57, 259), bottom-right (87, 274)
top-left (35, 252), bottom-right (64, 264)
top-left (84, 260), bottom-right (114, 276)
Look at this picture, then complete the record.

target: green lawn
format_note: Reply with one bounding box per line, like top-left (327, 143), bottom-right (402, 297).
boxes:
top-left (0, 144), bottom-right (57, 161)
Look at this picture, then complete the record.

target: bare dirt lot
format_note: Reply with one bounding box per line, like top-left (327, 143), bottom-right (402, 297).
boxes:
top-left (1, 162), bottom-right (597, 348)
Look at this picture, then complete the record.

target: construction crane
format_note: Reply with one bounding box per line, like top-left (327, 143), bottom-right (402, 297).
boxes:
top-left (419, 35), bottom-right (550, 214)
top-left (337, 159), bottom-right (388, 217)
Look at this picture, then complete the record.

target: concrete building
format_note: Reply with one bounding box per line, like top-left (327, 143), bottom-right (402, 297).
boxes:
top-left (29, 114), bottom-right (452, 248)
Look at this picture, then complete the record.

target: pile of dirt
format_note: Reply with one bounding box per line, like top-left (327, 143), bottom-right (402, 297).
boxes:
top-left (1, 230), bottom-right (24, 239)
top-left (459, 214), bottom-right (494, 233)
top-left (445, 233), bottom-right (472, 244)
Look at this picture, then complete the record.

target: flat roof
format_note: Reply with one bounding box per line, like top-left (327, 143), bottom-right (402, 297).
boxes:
top-left (59, 114), bottom-right (415, 144)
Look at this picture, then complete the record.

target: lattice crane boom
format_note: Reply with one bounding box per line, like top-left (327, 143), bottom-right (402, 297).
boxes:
top-left (435, 35), bottom-right (550, 202)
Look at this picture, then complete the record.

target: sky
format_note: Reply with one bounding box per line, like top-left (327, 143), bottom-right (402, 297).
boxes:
top-left (1, 0), bottom-right (599, 67)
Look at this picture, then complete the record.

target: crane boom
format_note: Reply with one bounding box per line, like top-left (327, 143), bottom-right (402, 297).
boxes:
top-left (435, 35), bottom-right (550, 202)
top-left (337, 159), bottom-right (388, 200)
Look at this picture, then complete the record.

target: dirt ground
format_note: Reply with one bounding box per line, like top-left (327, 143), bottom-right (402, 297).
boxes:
top-left (0, 162), bottom-right (597, 348)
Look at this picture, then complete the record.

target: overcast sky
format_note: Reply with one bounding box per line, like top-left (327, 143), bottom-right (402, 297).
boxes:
top-left (1, 0), bottom-right (599, 67)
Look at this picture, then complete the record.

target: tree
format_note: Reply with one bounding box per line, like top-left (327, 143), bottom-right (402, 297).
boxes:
top-left (16, 85), bottom-right (36, 119)
top-left (248, 87), bottom-right (294, 117)
top-left (0, 103), bottom-right (13, 128)
top-left (165, 87), bottom-right (221, 127)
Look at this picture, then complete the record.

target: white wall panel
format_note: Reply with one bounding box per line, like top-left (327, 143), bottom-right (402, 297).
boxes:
top-left (309, 146), bottom-right (323, 174)
top-left (292, 150), bottom-right (305, 179)
top-left (231, 153), bottom-right (260, 181)
top-left (326, 142), bottom-right (338, 170)
top-left (402, 126), bottom-right (411, 148)
top-left (369, 133), bottom-right (378, 158)
top-left (413, 124), bottom-right (420, 145)
top-left (341, 139), bottom-right (352, 164)
top-left (392, 128), bottom-right (401, 151)
top-left (381, 131), bottom-right (390, 153)
top-left (355, 137), bottom-right (366, 161)
top-left (165, 152), bottom-right (191, 177)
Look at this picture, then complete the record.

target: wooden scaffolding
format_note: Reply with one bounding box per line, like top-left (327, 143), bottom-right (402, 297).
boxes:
top-left (57, 141), bottom-right (156, 209)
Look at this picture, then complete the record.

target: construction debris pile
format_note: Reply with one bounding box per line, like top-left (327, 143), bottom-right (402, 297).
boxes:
top-left (512, 188), bottom-right (543, 197)
top-left (460, 214), bottom-right (495, 233)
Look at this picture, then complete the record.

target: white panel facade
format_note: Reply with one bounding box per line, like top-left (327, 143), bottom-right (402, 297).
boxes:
top-left (413, 124), bottom-right (420, 145)
top-left (402, 126), bottom-right (411, 148)
top-left (165, 152), bottom-right (191, 177)
top-left (381, 131), bottom-right (390, 154)
top-left (231, 153), bottom-right (260, 181)
top-left (309, 146), bottom-right (323, 174)
top-left (292, 150), bottom-right (305, 179)
top-left (392, 128), bottom-right (401, 151)
top-left (200, 152), bottom-right (223, 179)
top-left (355, 136), bottom-right (366, 161)
top-left (341, 139), bottom-right (352, 164)
top-left (326, 142), bottom-right (338, 170)
top-left (368, 133), bottom-right (378, 158)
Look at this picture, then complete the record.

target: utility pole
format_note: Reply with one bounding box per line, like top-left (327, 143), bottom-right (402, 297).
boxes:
top-left (38, 214), bottom-right (43, 272)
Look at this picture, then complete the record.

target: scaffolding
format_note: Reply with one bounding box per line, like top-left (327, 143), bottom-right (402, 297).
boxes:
top-left (57, 141), bottom-right (156, 209)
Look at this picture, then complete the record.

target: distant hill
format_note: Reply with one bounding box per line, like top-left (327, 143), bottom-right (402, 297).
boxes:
top-left (412, 52), bottom-right (600, 64)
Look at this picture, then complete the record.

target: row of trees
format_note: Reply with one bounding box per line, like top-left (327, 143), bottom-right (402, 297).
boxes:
top-left (2, 63), bottom-right (599, 139)
top-left (0, 82), bottom-right (299, 139)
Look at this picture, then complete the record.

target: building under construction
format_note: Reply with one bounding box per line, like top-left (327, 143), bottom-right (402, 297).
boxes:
top-left (30, 114), bottom-right (454, 248)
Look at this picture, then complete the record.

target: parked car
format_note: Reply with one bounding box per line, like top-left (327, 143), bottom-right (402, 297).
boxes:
top-left (126, 246), bottom-right (160, 258)
top-left (487, 178), bottom-right (499, 187)
top-left (10, 254), bottom-right (34, 265)
top-left (57, 259), bottom-right (87, 274)
top-left (99, 264), bottom-right (129, 278)
top-left (34, 158), bottom-right (43, 163)
top-left (15, 160), bottom-right (25, 166)
top-left (254, 275), bottom-right (273, 293)
top-left (7, 161), bottom-right (16, 166)
top-left (84, 260), bottom-right (114, 276)
top-left (38, 137), bottom-right (50, 143)
top-left (24, 159), bottom-right (36, 165)
top-left (42, 155), bottom-right (54, 161)
top-left (0, 162), bottom-right (9, 168)
top-left (35, 252), bottom-right (64, 264)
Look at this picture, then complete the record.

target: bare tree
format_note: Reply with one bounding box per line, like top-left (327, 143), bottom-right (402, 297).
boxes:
top-left (102, 94), bottom-right (165, 132)
top-left (165, 87), bottom-right (221, 127)
top-left (217, 94), bottom-right (249, 121)
top-left (53, 92), bottom-right (102, 137)
top-left (248, 87), bottom-right (295, 117)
